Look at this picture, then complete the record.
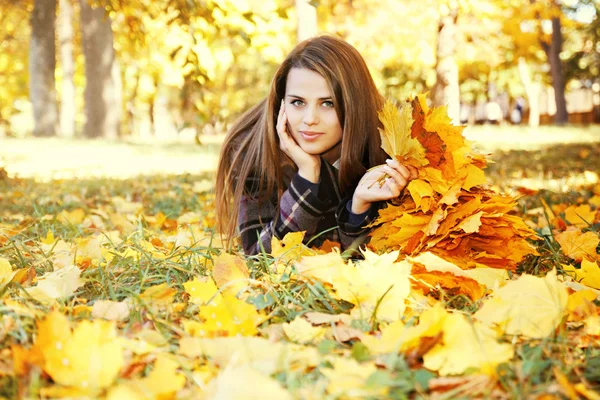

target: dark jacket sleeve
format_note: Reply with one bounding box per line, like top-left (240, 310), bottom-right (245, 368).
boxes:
top-left (238, 160), bottom-right (339, 255)
top-left (336, 197), bottom-right (382, 252)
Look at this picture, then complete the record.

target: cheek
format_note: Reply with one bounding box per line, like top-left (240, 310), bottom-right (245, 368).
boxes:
top-left (284, 108), bottom-right (302, 131)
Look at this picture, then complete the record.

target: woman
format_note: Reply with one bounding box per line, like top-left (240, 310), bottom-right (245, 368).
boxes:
top-left (216, 35), bottom-right (417, 255)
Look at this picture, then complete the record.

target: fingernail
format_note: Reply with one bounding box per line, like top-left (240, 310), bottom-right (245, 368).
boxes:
top-left (386, 159), bottom-right (393, 164)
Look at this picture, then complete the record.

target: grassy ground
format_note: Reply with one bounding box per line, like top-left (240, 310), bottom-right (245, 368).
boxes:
top-left (0, 125), bottom-right (599, 398)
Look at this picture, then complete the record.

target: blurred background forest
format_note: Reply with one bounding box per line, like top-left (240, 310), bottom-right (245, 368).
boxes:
top-left (0, 0), bottom-right (598, 143)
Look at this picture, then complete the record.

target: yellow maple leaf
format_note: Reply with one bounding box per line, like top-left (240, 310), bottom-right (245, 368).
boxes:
top-left (378, 99), bottom-right (426, 167)
top-left (584, 316), bottom-right (600, 336)
top-left (406, 179), bottom-right (434, 210)
top-left (198, 295), bottom-right (261, 337)
top-left (41, 230), bottom-right (56, 245)
top-left (555, 229), bottom-right (599, 262)
top-left (458, 211), bottom-right (484, 233)
top-left (459, 164), bottom-right (486, 191)
top-left (271, 231), bottom-right (315, 262)
top-left (0, 257), bottom-right (17, 288)
top-left (333, 250), bottom-right (411, 321)
top-left (282, 316), bottom-right (327, 344)
top-left (423, 104), bottom-right (466, 153)
top-left (321, 357), bottom-right (384, 397)
top-left (564, 204), bottom-right (596, 227)
top-left (295, 251), bottom-right (351, 286)
top-left (566, 289), bottom-right (597, 321)
top-left (206, 365), bottom-right (293, 400)
top-left (564, 259), bottom-right (600, 290)
top-left (474, 269), bottom-right (568, 338)
top-left (139, 283), bottom-right (177, 308)
top-left (56, 208), bottom-right (86, 225)
top-left (91, 300), bottom-right (131, 322)
top-left (178, 336), bottom-right (320, 375)
top-left (108, 355), bottom-right (185, 400)
top-left (26, 265), bottom-right (84, 303)
top-left (183, 277), bottom-right (221, 305)
top-left (360, 320), bottom-right (405, 355)
top-left (35, 311), bottom-right (124, 392)
top-left (212, 252), bottom-right (250, 295)
top-left (423, 311), bottom-right (514, 376)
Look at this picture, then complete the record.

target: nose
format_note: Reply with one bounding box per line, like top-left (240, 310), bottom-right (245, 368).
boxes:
top-left (303, 105), bottom-right (319, 126)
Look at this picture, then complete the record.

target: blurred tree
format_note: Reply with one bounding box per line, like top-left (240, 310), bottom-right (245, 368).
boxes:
top-left (58, 0), bottom-right (76, 137)
top-left (80, 0), bottom-right (121, 138)
top-left (0, 2), bottom-right (31, 137)
top-left (535, 0), bottom-right (568, 125)
top-left (30, 0), bottom-right (58, 137)
top-left (562, 1), bottom-right (599, 83)
top-left (432, 3), bottom-right (460, 122)
top-left (296, 0), bottom-right (318, 42)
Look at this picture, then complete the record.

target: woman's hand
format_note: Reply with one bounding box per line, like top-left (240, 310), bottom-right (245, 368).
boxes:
top-left (277, 100), bottom-right (321, 183)
top-left (351, 159), bottom-right (418, 214)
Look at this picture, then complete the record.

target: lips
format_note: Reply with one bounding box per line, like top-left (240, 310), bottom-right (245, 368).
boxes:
top-left (299, 131), bottom-right (324, 141)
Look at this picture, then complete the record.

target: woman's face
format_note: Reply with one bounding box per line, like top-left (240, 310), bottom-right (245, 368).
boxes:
top-left (284, 68), bottom-right (342, 162)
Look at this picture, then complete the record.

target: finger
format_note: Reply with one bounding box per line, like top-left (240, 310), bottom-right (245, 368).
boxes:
top-left (382, 165), bottom-right (405, 186)
top-left (407, 165), bottom-right (419, 180)
top-left (386, 159), bottom-right (411, 180)
top-left (384, 177), bottom-right (401, 197)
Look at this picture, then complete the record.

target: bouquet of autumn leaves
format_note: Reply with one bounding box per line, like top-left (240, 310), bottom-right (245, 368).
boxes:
top-left (368, 94), bottom-right (539, 271)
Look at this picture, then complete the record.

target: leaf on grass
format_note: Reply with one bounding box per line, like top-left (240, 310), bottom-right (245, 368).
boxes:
top-left (212, 252), bottom-right (250, 295)
top-left (198, 295), bottom-right (261, 337)
top-left (564, 259), bottom-right (600, 290)
top-left (295, 251), bottom-right (349, 286)
top-left (107, 355), bottom-right (185, 400)
top-left (178, 336), bottom-right (320, 375)
top-left (564, 204), bottom-right (596, 227)
top-left (271, 231), bottom-right (314, 262)
top-left (92, 300), bottom-right (131, 322)
top-left (474, 269), bottom-right (568, 338)
top-left (26, 265), bottom-right (84, 303)
top-left (183, 277), bottom-right (220, 305)
top-left (205, 364), bottom-right (293, 400)
top-left (0, 257), bottom-right (17, 288)
top-left (555, 229), bottom-right (599, 262)
top-left (139, 283), bottom-right (177, 308)
top-left (422, 312), bottom-right (513, 376)
top-left (566, 289), bottom-right (598, 321)
top-left (282, 316), bottom-right (327, 344)
top-left (320, 357), bottom-right (384, 398)
top-left (333, 250), bottom-right (411, 321)
top-left (35, 311), bottom-right (124, 392)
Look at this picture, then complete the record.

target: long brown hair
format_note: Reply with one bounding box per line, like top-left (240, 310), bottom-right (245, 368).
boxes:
top-left (215, 35), bottom-right (387, 246)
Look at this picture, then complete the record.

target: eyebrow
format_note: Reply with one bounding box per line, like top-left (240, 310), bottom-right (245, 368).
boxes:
top-left (286, 94), bottom-right (333, 101)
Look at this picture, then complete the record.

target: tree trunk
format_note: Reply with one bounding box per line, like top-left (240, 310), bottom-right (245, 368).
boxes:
top-left (58, 0), bottom-right (75, 137)
top-left (432, 8), bottom-right (460, 124)
top-left (547, 16), bottom-right (568, 125)
top-left (29, 0), bottom-right (58, 137)
top-left (79, 0), bottom-right (121, 139)
top-left (518, 57), bottom-right (541, 127)
top-left (295, 0), bottom-right (317, 43)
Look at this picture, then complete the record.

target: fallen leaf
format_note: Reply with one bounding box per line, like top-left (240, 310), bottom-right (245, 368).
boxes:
top-left (564, 259), bottom-right (600, 290)
top-left (282, 316), bottom-right (326, 344)
top-left (26, 265), bottom-right (85, 303)
top-left (555, 229), bottom-right (599, 262)
top-left (92, 300), bottom-right (131, 322)
top-left (35, 311), bottom-right (124, 392)
top-left (474, 270), bottom-right (568, 338)
top-left (212, 252), bottom-right (250, 295)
